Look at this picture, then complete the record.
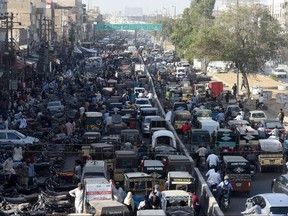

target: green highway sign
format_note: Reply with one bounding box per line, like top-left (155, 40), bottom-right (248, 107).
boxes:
top-left (95, 23), bottom-right (163, 31)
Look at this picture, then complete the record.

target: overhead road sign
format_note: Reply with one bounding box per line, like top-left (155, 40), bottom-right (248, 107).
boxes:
top-left (95, 23), bottom-right (163, 31)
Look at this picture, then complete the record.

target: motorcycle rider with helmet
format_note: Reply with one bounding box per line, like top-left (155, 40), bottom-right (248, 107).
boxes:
top-left (218, 175), bottom-right (233, 206)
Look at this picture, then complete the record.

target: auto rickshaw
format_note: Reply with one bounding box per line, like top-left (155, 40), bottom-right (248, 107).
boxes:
top-left (120, 129), bottom-right (140, 149)
top-left (90, 143), bottom-right (115, 171)
top-left (172, 110), bottom-right (191, 132)
top-left (83, 112), bottom-right (104, 132)
top-left (124, 172), bottom-right (153, 207)
top-left (120, 109), bottom-right (137, 129)
top-left (212, 128), bottom-right (237, 153)
top-left (82, 132), bottom-right (101, 145)
top-left (114, 150), bottom-right (139, 183)
top-left (235, 125), bottom-right (259, 150)
top-left (258, 139), bottom-right (284, 173)
top-left (222, 155), bottom-right (252, 195)
top-left (141, 160), bottom-right (166, 191)
top-left (165, 171), bottom-right (195, 192)
top-left (88, 200), bottom-right (130, 216)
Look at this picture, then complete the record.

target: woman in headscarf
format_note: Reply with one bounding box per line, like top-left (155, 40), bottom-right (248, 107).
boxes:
top-left (124, 191), bottom-right (135, 214)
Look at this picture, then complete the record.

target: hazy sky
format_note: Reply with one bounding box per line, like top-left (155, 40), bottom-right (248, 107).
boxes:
top-left (83, 0), bottom-right (192, 14)
top-left (83, 0), bottom-right (270, 15)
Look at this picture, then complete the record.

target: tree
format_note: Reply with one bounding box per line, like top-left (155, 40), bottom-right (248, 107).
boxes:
top-left (188, 6), bottom-right (285, 97)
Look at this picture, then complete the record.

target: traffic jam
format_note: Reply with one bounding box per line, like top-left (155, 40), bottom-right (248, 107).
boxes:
top-left (0, 32), bottom-right (288, 216)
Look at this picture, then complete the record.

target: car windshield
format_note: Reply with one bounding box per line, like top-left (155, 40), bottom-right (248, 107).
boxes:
top-left (136, 100), bottom-right (149, 105)
top-left (229, 107), bottom-right (240, 112)
top-left (49, 102), bottom-right (60, 107)
top-left (252, 112), bottom-right (265, 118)
top-left (15, 131), bottom-right (26, 139)
top-left (270, 207), bottom-right (288, 214)
top-left (196, 110), bottom-right (212, 117)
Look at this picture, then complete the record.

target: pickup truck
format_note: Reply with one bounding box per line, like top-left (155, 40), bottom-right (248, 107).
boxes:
top-left (272, 68), bottom-right (287, 78)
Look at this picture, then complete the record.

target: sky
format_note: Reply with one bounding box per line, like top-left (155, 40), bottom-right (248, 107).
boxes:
top-left (82, 0), bottom-right (272, 15)
top-left (83, 0), bottom-right (192, 15)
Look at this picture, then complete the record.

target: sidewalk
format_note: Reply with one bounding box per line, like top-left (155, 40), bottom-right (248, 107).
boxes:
top-left (208, 71), bottom-right (288, 130)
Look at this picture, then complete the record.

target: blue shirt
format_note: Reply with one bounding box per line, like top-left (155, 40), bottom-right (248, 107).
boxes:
top-left (27, 164), bottom-right (35, 177)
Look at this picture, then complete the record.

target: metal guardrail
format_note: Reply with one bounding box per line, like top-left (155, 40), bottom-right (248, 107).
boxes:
top-left (141, 57), bottom-right (224, 216)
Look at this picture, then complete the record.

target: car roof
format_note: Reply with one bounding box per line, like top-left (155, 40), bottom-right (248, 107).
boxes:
top-left (249, 110), bottom-right (266, 114)
top-left (261, 119), bottom-right (280, 123)
top-left (259, 193), bottom-right (288, 206)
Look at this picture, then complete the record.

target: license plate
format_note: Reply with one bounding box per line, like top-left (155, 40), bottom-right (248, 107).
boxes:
top-left (236, 182), bottom-right (242, 187)
top-left (270, 160), bottom-right (275, 164)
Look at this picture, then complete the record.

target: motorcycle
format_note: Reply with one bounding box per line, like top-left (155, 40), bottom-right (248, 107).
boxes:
top-left (199, 156), bottom-right (206, 171)
top-left (220, 188), bottom-right (230, 212)
top-left (210, 183), bottom-right (218, 198)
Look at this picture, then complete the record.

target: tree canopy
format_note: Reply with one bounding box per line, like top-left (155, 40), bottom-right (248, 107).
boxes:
top-left (163, 1), bottom-right (286, 97)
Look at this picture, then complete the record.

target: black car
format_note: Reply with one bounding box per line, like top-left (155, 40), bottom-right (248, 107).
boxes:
top-left (258, 119), bottom-right (285, 139)
top-left (271, 174), bottom-right (288, 195)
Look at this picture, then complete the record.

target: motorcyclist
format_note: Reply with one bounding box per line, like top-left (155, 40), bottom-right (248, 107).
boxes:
top-left (234, 112), bottom-right (243, 120)
top-left (269, 125), bottom-right (280, 138)
top-left (215, 109), bottom-right (225, 124)
top-left (256, 94), bottom-right (264, 109)
top-left (218, 175), bottom-right (233, 204)
top-left (181, 121), bottom-right (191, 138)
top-left (207, 167), bottom-right (221, 188)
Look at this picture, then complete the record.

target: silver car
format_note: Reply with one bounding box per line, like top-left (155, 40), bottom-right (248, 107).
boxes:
top-left (0, 130), bottom-right (39, 145)
top-left (47, 101), bottom-right (64, 113)
top-left (141, 115), bottom-right (162, 136)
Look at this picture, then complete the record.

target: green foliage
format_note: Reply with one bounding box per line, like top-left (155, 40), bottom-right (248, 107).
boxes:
top-left (269, 74), bottom-right (278, 81)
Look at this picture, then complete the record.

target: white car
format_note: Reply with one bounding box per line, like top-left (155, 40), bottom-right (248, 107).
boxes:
top-left (272, 68), bottom-right (287, 78)
top-left (0, 130), bottom-right (39, 145)
top-left (243, 193), bottom-right (288, 215)
top-left (245, 110), bottom-right (267, 124)
top-left (47, 101), bottom-right (65, 113)
top-left (135, 98), bottom-right (151, 109)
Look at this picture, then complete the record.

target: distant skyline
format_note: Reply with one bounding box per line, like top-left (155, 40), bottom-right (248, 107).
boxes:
top-left (82, 0), bottom-right (272, 15)
top-left (83, 0), bottom-right (191, 15)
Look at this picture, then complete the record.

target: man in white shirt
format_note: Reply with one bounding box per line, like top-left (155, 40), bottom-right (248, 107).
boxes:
top-left (207, 170), bottom-right (221, 188)
top-left (257, 94), bottom-right (264, 109)
top-left (206, 152), bottom-right (220, 169)
top-left (235, 113), bottom-right (243, 120)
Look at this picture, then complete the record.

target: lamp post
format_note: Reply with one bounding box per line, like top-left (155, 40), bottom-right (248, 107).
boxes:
top-left (163, 7), bottom-right (167, 17)
top-left (172, 6), bottom-right (176, 18)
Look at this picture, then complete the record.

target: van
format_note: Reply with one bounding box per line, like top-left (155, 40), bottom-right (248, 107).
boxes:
top-left (81, 160), bottom-right (108, 182)
top-left (198, 119), bottom-right (219, 135)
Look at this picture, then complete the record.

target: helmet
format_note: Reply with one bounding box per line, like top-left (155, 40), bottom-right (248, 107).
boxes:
top-left (224, 175), bottom-right (229, 180)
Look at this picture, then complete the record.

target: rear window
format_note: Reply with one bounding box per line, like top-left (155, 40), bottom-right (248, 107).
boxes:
top-left (270, 207), bottom-right (288, 214)
top-left (252, 113), bottom-right (265, 118)
top-left (136, 100), bottom-right (149, 105)
top-left (266, 121), bottom-right (283, 129)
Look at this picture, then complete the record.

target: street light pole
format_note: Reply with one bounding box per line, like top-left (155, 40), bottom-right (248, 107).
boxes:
top-left (172, 6), bottom-right (176, 18)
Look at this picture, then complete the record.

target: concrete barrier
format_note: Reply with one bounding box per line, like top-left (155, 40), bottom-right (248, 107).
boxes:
top-left (141, 56), bottom-right (224, 216)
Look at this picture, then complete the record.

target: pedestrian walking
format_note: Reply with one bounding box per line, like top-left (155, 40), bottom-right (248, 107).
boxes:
top-left (13, 144), bottom-right (23, 162)
top-left (26, 160), bottom-right (35, 186)
top-left (232, 83), bottom-right (237, 96)
top-left (69, 183), bottom-right (84, 214)
top-left (73, 160), bottom-right (82, 184)
top-left (277, 108), bottom-right (285, 125)
top-left (241, 77), bottom-right (246, 90)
